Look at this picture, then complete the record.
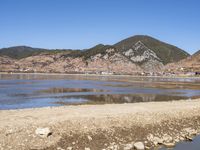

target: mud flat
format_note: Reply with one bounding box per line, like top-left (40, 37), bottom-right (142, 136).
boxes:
top-left (1, 99), bottom-right (200, 150)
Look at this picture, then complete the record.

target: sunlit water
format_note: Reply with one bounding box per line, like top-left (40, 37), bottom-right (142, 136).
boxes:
top-left (0, 73), bottom-right (200, 110)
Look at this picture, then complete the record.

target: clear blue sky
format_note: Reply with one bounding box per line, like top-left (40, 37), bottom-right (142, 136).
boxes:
top-left (0, 0), bottom-right (199, 54)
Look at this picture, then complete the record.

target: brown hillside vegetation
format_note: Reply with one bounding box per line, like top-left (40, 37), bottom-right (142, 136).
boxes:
top-left (165, 52), bottom-right (200, 73)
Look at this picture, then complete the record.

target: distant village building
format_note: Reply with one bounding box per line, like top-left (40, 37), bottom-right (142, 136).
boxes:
top-left (101, 71), bottom-right (113, 75)
top-left (186, 72), bottom-right (195, 76)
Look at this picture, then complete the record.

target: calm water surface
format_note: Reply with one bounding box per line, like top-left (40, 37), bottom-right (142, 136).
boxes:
top-left (0, 73), bottom-right (200, 109)
top-left (160, 135), bottom-right (200, 150)
top-left (1, 73), bottom-right (200, 149)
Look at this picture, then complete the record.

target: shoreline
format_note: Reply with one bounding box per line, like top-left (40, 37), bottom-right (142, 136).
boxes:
top-left (1, 72), bottom-right (200, 79)
top-left (1, 99), bottom-right (200, 149)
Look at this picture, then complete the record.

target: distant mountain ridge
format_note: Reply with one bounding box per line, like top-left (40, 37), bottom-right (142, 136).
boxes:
top-left (0, 35), bottom-right (189, 63)
top-left (193, 50), bottom-right (200, 56)
top-left (0, 46), bottom-right (47, 59)
top-left (0, 35), bottom-right (191, 74)
top-left (0, 46), bottom-right (75, 59)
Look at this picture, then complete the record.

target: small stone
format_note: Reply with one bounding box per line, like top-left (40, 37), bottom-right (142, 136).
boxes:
top-left (35, 127), bottom-right (52, 137)
top-left (134, 142), bottom-right (145, 150)
top-left (152, 136), bottom-right (163, 145)
top-left (162, 134), bottom-right (172, 143)
top-left (145, 146), bottom-right (151, 150)
top-left (147, 134), bottom-right (154, 141)
top-left (5, 129), bottom-right (14, 136)
top-left (174, 138), bottom-right (180, 142)
top-left (87, 135), bottom-right (92, 141)
top-left (85, 148), bottom-right (90, 150)
top-left (107, 144), bottom-right (119, 150)
top-left (180, 136), bottom-right (185, 141)
top-left (185, 135), bottom-right (193, 141)
top-left (123, 143), bottom-right (133, 150)
top-left (57, 147), bottom-right (65, 150)
top-left (113, 145), bottom-right (119, 150)
top-left (67, 147), bottom-right (73, 150)
top-left (163, 142), bottom-right (175, 148)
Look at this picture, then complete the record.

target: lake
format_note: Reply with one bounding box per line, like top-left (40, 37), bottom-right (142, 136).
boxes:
top-left (160, 135), bottom-right (200, 150)
top-left (0, 73), bottom-right (200, 110)
top-left (1, 73), bottom-right (200, 150)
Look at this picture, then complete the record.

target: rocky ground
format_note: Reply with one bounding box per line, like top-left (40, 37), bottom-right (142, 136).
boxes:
top-left (1, 99), bottom-right (200, 150)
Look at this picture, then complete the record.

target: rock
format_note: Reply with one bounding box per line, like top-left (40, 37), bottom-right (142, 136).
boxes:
top-left (145, 146), bottom-right (151, 150)
top-left (152, 136), bottom-right (163, 145)
top-left (113, 145), bottom-right (119, 150)
top-left (185, 135), bottom-right (193, 141)
top-left (67, 147), bottom-right (73, 150)
top-left (163, 142), bottom-right (175, 148)
top-left (162, 134), bottom-right (173, 143)
top-left (107, 144), bottom-right (119, 150)
top-left (183, 128), bottom-right (197, 136)
top-left (180, 136), bottom-right (185, 141)
top-left (174, 138), bottom-right (180, 143)
top-left (147, 134), bottom-right (163, 146)
top-left (134, 142), bottom-right (145, 150)
top-left (35, 127), bottom-right (52, 137)
top-left (123, 143), bottom-right (133, 150)
top-left (147, 134), bottom-right (154, 141)
top-left (87, 135), bottom-right (92, 141)
top-left (57, 147), bottom-right (65, 150)
top-left (5, 129), bottom-right (14, 136)
top-left (85, 148), bottom-right (90, 150)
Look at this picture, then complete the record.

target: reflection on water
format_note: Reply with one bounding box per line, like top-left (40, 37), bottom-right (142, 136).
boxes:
top-left (0, 73), bottom-right (200, 109)
top-left (104, 81), bottom-right (200, 90)
top-left (37, 88), bottom-right (107, 94)
top-left (56, 94), bottom-right (188, 105)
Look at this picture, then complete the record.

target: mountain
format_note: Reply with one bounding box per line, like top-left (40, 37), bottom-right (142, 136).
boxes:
top-left (193, 50), bottom-right (200, 56)
top-left (0, 46), bottom-right (74, 59)
top-left (0, 35), bottom-right (190, 74)
top-left (114, 35), bottom-right (189, 64)
top-left (0, 46), bottom-right (48, 59)
top-left (165, 50), bottom-right (200, 73)
top-left (72, 41), bottom-right (164, 73)
top-left (82, 44), bottom-right (115, 59)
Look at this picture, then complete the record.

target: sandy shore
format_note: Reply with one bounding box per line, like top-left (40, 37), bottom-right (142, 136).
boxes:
top-left (1, 99), bottom-right (200, 150)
